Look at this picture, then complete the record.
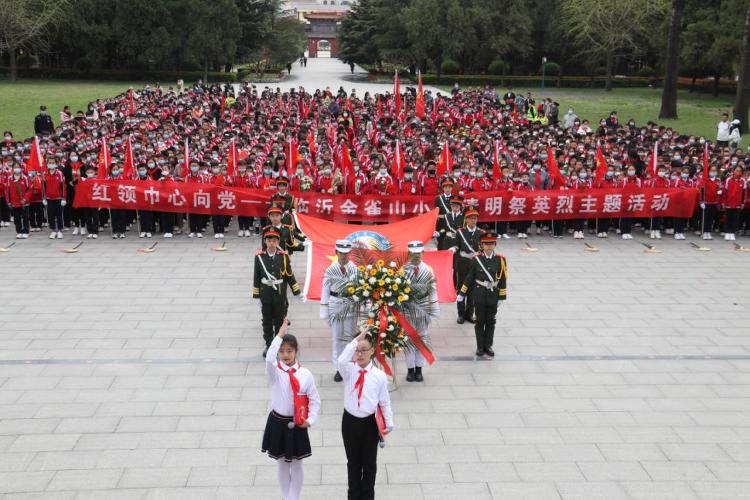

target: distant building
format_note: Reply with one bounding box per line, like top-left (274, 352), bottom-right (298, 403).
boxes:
top-left (282, 1), bottom-right (352, 58)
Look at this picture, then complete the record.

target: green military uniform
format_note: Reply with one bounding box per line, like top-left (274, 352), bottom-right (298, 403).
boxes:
top-left (436, 210), bottom-right (464, 250)
top-left (269, 191), bottom-right (296, 213)
top-left (434, 193), bottom-right (453, 216)
top-left (252, 249), bottom-right (301, 347)
top-left (261, 224), bottom-right (301, 254)
top-left (453, 225), bottom-right (485, 322)
top-left (459, 252), bottom-right (508, 353)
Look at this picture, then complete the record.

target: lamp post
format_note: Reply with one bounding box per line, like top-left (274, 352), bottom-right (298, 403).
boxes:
top-left (541, 56), bottom-right (547, 89)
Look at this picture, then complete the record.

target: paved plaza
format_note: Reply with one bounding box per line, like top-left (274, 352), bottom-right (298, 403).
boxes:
top-left (0, 224), bottom-right (749, 499)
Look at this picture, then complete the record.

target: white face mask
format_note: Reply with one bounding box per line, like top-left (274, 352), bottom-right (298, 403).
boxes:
top-left (13, 167), bottom-right (22, 175)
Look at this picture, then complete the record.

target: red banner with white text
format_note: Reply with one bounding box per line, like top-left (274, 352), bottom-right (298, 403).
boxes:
top-left (74, 180), bottom-right (700, 222)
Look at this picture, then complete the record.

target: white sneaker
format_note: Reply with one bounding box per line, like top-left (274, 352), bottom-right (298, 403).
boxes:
top-left (56, 232), bottom-right (63, 239)
top-left (616, 228), bottom-right (621, 234)
top-left (649, 230), bottom-right (656, 239)
top-left (536, 227), bottom-right (541, 235)
top-left (92, 234), bottom-right (98, 239)
top-left (49, 232), bottom-right (56, 239)
top-left (730, 233), bottom-right (736, 241)
top-left (16, 234), bottom-right (22, 239)
top-left (113, 234), bottom-right (119, 239)
top-left (139, 232), bottom-right (146, 238)
top-left (86, 234), bottom-right (93, 239)
top-left (119, 233), bottom-right (125, 239)
top-left (706, 233), bottom-right (713, 240)
top-left (517, 233), bottom-right (523, 239)
top-left (725, 233), bottom-right (731, 240)
top-left (603, 232), bottom-right (608, 238)
top-left (188, 232), bottom-right (195, 238)
top-left (655, 230), bottom-right (661, 239)
top-left (80, 228), bottom-right (87, 235)
top-left (677, 233), bottom-right (685, 240)
top-left (197, 233), bottom-right (203, 238)
top-left (23, 233), bottom-right (29, 238)
top-left (238, 231), bottom-right (243, 237)
top-left (214, 233), bottom-right (221, 239)
top-left (72, 227), bottom-right (79, 235)
top-left (622, 234), bottom-right (628, 240)
top-left (146, 233), bottom-right (152, 238)
top-left (164, 233), bottom-right (173, 238)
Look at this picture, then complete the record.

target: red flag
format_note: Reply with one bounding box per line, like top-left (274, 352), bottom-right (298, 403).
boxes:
top-left (128, 89), bottom-right (135, 115)
top-left (220, 94), bottom-right (226, 118)
top-left (25, 136), bottom-right (45, 173)
top-left (288, 138), bottom-right (299, 168)
top-left (97, 138), bottom-right (110, 179)
top-left (376, 94), bottom-right (383, 118)
top-left (340, 144), bottom-right (353, 175)
top-left (227, 138), bottom-right (238, 178)
top-left (392, 140), bottom-right (406, 179)
top-left (307, 129), bottom-right (316, 162)
top-left (594, 147), bottom-right (608, 184)
top-left (492, 140), bottom-right (501, 179)
top-left (702, 142), bottom-right (709, 180)
top-left (546, 145), bottom-right (565, 188)
top-left (182, 138), bottom-right (190, 177)
top-left (436, 142), bottom-right (452, 177)
top-left (394, 70), bottom-right (401, 116)
top-left (647, 142), bottom-right (659, 177)
top-left (123, 136), bottom-right (135, 179)
top-left (431, 96), bottom-right (440, 122)
top-left (415, 71), bottom-right (425, 119)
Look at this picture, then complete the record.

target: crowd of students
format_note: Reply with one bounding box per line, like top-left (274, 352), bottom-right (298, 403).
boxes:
top-left (1, 81), bottom-right (749, 242)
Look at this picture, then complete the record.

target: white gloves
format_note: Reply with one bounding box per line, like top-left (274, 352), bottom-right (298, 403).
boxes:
top-left (456, 295), bottom-right (464, 303)
top-left (449, 247), bottom-right (457, 253)
top-left (432, 231), bottom-right (439, 238)
top-left (61, 200), bottom-right (67, 207)
top-left (42, 199), bottom-right (47, 206)
top-left (303, 239), bottom-right (312, 247)
top-left (700, 203), bottom-right (705, 209)
top-left (319, 305), bottom-right (329, 319)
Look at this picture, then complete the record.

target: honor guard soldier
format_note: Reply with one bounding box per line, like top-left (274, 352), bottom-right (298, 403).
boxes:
top-left (458, 232), bottom-right (507, 358)
top-left (262, 206), bottom-right (301, 254)
top-left (451, 209), bottom-right (485, 324)
top-left (434, 178), bottom-right (455, 215)
top-left (403, 241), bottom-right (439, 382)
top-left (270, 192), bottom-right (306, 247)
top-left (270, 176), bottom-right (296, 212)
top-left (434, 195), bottom-right (464, 250)
top-left (253, 229), bottom-right (301, 356)
top-left (320, 240), bottom-right (360, 382)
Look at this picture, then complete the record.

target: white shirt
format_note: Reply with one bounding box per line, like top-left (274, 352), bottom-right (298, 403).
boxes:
top-left (337, 339), bottom-right (394, 429)
top-left (717, 121), bottom-right (730, 141)
top-left (321, 260), bottom-right (359, 305)
top-left (265, 336), bottom-right (321, 426)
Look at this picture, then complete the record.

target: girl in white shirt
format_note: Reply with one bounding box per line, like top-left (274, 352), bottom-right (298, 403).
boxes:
top-left (262, 319), bottom-right (321, 500)
top-left (338, 329), bottom-right (394, 500)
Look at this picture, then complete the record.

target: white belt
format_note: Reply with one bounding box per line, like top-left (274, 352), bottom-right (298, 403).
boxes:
top-left (476, 279), bottom-right (498, 290)
top-left (460, 251), bottom-right (476, 259)
top-left (261, 278), bottom-right (283, 286)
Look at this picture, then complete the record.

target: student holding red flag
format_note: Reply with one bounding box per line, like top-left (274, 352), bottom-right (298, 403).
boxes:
top-left (262, 318), bottom-right (320, 500)
top-left (338, 328), bottom-right (394, 500)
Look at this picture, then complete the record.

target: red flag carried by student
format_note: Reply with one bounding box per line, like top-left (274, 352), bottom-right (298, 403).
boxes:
top-left (25, 136), bottom-right (45, 173)
top-left (340, 144), bottom-right (354, 176)
top-left (182, 137), bottom-right (190, 177)
top-left (227, 138), bottom-right (238, 178)
top-left (437, 142), bottom-right (452, 177)
top-left (123, 136), bottom-right (135, 179)
top-left (647, 141), bottom-right (659, 176)
top-left (393, 70), bottom-right (401, 116)
top-left (415, 71), bottom-right (425, 119)
top-left (392, 140), bottom-right (406, 179)
top-left (307, 129), bottom-right (316, 162)
top-left (702, 142), bottom-right (710, 179)
top-left (97, 137), bottom-right (110, 179)
top-left (288, 138), bottom-right (299, 167)
top-left (546, 145), bottom-right (565, 188)
top-left (128, 89), bottom-right (135, 115)
top-left (594, 146), bottom-right (608, 184)
top-left (492, 139), bottom-right (502, 179)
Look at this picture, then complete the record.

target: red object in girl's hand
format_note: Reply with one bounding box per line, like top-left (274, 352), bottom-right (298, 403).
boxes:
top-left (294, 393), bottom-right (309, 427)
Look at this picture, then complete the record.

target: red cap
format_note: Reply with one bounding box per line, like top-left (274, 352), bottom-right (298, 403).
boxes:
top-left (450, 195), bottom-right (464, 205)
top-left (441, 178), bottom-right (454, 187)
top-left (480, 232), bottom-right (497, 243)
top-left (464, 209), bottom-right (479, 218)
top-left (275, 176), bottom-right (289, 186)
top-left (267, 206), bottom-right (283, 216)
top-left (264, 229), bottom-right (281, 239)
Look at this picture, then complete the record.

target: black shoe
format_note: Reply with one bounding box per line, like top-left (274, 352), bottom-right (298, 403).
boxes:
top-left (484, 347), bottom-right (495, 357)
top-left (457, 316), bottom-right (465, 324)
top-left (406, 368), bottom-right (416, 382)
top-left (414, 367), bottom-right (424, 382)
top-left (465, 316), bottom-right (476, 324)
top-left (262, 347), bottom-right (268, 358)
top-left (334, 371), bottom-right (343, 382)
top-left (475, 349), bottom-right (485, 357)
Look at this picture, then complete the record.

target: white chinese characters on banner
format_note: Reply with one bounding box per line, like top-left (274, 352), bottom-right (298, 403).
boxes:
top-left (531, 196), bottom-right (551, 215)
top-left (194, 190), bottom-right (210, 209)
top-left (602, 194), bottom-right (622, 213)
top-left (626, 194), bottom-right (646, 212)
top-left (167, 188), bottom-right (187, 207)
top-left (651, 193), bottom-right (670, 211)
top-left (117, 185), bottom-right (137, 204)
top-left (339, 199), bottom-right (358, 215)
top-left (485, 196), bottom-right (503, 216)
top-left (315, 198), bottom-right (333, 214)
top-left (91, 183), bottom-right (111, 202)
top-left (143, 186), bottom-right (160, 205)
top-left (217, 190), bottom-right (236, 210)
top-left (508, 196), bottom-right (527, 215)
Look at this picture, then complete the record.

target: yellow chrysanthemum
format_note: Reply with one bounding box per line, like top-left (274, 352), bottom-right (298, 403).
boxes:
top-left (387, 269), bottom-right (394, 276)
top-left (404, 287), bottom-right (411, 294)
top-left (370, 269), bottom-right (378, 276)
top-left (378, 280), bottom-right (385, 286)
top-left (358, 265), bottom-right (365, 272)
top-left (391, 284), bottom-right (398, 291)
top-left (376, 259), bottom-right (385, 267)
top-left (347, 287), bottom-right (355, 294)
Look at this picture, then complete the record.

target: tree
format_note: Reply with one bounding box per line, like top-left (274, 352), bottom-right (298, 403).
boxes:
top-left (735, 1), bottom-right (750, 133)
top-left (265, 16), bottom-right (306, 67)
top-left (659, 0), bottom-right (685, 119)
top-left (560, 0), bottom-right (668, 91)
top-left (182, 0), bottom-right (241, 82)
top-left (0, 0), bottom-right (69, 81)
top-left (236, 0), bottom-right (278, 62)
top-left (338, 0), bottom-right (382, 67)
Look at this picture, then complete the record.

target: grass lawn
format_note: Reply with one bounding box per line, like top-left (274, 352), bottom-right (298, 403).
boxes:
top-left (0, 79), bottom-right (142, 139)
top-left (440, 86), bottom-right (733, 140)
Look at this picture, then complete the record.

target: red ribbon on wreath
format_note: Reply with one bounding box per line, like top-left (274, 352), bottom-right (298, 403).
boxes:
top-left (391, 309), bottom-right (435, 365)
top-left (376, 307), bottom-right (392, 376)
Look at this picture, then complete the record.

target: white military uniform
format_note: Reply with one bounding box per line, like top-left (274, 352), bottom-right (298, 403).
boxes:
top-left (320, 241), bottom-right (359, 372)
top-left (403, 243), bottom-right (440, 369)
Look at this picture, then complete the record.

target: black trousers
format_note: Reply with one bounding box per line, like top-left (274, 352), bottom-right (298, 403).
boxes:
top-left (84, 207), bottom-right (99, 234)
top-left (238, 215), bottom-right (253, 231)
top-left (211, 214), bottom-right (225, 234)
top-left (47, 199), bottom-right (63, 231)
top-left (620, 217), bottom-right (633, 234)
top-left (138, 210), bottom-right (154, 233)
top-left (11, 206), bottom-right (29, 234)
top-left (572, 218), bottom-right (584, 231)
top-left (674, 217), bottom-right (686, 233)
top-left (188, 213), bottom-right (203, 234)
top-left (726, 208), bottom-right (741, 234)
top-left (111, 209), bottom-right (128, 234)
top-left (474, 302), bottom-right (498, 351)
top-left (261, 301), bottom-right (285, 347)
top-left (0, 198), bottom-right (10, 222)
top-left (703, 204), bottom-right (717, 232)
top-left (552, 219), bottom-right (564, 236)
top-left (495, 221), bottom-right (509, 235)
top-left (29, 203), bottom-right (44, 229)
top-left (516, 220), bottom-right (530, 233)
top-left (341, 410), bottom-right (379, 500)
top-left (455, 256), bottom-right (473, 320)
top-left (161, 212), bottom-right (175, 233)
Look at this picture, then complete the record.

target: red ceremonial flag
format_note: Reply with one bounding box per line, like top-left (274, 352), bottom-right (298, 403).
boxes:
top-left (594, 147), bottom-right (608, 184)
top-left (97, 137), bottom-right (110, 179)
top-left (340, 144), bottom-right (353, 175)
top-left (288, 138), bottom-right (299, 167)
top-left (702, 142), bottom-right (710, 180)
top-left (415, 71), bottom-right (425, 119)
top-left (123, 136), bottom-right (135, 179)
top-left (647, 141), bottom-right (659, 177)
top-left (546, 145), bottom-right (565, 188)
top-left (128, 89), bottom-right (135, 115)
top-left (25, 136), bottom-right (45, 173)
top-left (492, 140), bottom-right (502, 179)
top-left (307, 129), bottom-right (316, 162)
top-left (392, 140), bottom-right (406, 179)
top-left (431, 96), bottom-right (440, 122)
top-left (436, 142), bottom-right (452, 177)
top-left (182, 138), bottom-right (190, 177)
top-left (393, 70), bottom-right (401, 116)
top-left (227, 138), bottom-right (238, 178)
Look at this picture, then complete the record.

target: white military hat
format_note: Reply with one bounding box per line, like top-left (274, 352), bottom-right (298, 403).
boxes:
top-left (335, 239), bottom-right (353, 253)
top-left (407, 240), bottom-right (424, 253)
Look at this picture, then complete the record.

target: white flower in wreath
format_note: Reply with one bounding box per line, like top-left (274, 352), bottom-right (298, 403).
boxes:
top-left (368, 277), bottom-right (376, 284)
top-left (385, 291), bottom-right (392, 297)
top-left (395, 278), bottom-right (402, 285)
top-left (363, 290), bottom-right (370, 297)
top-left (359, 279), bottom-right (365, 285)
top-left (380, 333), bottom-right (386, 338)
top-left (389, 261), bottom-right (397, 268)
top-left (387, 324), bottom-right (394, 331)
top-left (368, 311), bottom-right (375, 318)
top-left (366, 264), bottom-right (373, 270)
top-left (385, 277), bottom-right (391, 284)
top-left (352, 296), bottom-right (360, 302)
top-left (387, 301), bottom-right (394, 306)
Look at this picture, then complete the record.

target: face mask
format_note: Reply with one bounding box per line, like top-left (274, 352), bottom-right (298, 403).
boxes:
top-left (629, 122), bottom-right (635, 127)
top-left (190, 166), bottom-right (199, 173)
top-left (404, 174), bottom-right (412, 180)
top-left (699, 138), bottom-right (706, 144)
top-left (670, 175), bottom-right (678, 181)
top-left (709, 172), bottom-right (717, 179)
top-left (13, 167), bottom-right (22, 174)
top-left (673, 156), bottom-right (681, 161)
top-left (4, 135), bottom-right (11, 140)
top-left (475, 172), bottom-right (483, 178)
top-left (323, 169), bottom-right (331, 176)
top-left (13, 156), bottom-right (21, 162)
top-left (48, 163), bottom-right (58, 170)
top-left (681, 173), bottom-right (689, 180)
top-left (212, 168), bottom-right (220, 175)
top-left (452, 172), bottom-right (460, 178)
top-left (138, 170), bottom-right (147, 177)
top-left (379, 169), bottom-right (387, 176)
top-left (627, 170), bottom-right (636, 176)
top-left (263, 168), bottom-right (272, 175)
top-left (296, 168), bottom-right (304, 175)
top-left (70, 156), bottom-right (78, 162)
top-left (148, 162), bottom-right (155, 168)
top-left (28, 171), bottom-right (36, 178)
top-left (353, 166), bottom-right (360, 172)
top-left (111, 169), bottom-right (121, 176)
top-left (86, 172), bottom-right (95, 178)
top-left (162, 170), bottom-right (169, 176)
top-left (579, 173), bottom-right (588, 179)
top-left (658, 171), bottom-right (666, 178)
top-left (606, 171), bottom-right (613, 178)
top-left (560, 170), bottom-right (567, 176)
top-left (533, 164), bottom-right (541, 171)
top-left (462, 169), bottom-right (469, 175)
top-left (731, 160), bottom-right (738, 166)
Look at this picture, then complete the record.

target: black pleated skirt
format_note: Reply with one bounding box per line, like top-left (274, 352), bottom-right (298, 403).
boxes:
top-left (261, 410), bottom-right (312, 462)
